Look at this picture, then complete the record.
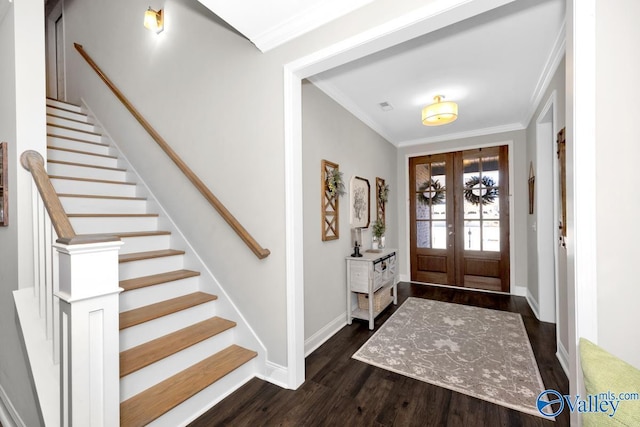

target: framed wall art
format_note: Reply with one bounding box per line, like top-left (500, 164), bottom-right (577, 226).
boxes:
top-left (321, 159), bottom-right (343, 241)
top-left (0, 142), bottom-right (7, 226)
top-left (350, 176), bottom-right (370, 228)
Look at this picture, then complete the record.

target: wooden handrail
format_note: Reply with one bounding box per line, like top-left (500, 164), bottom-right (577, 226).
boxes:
top-left (73, 43), bottom-right (271, 259)
top-left (21, 150), bottom-right (76, 240)
top-left (21, 150), bottom-right (121, 245)
top-left (74, 43), bottom-right (270, 259)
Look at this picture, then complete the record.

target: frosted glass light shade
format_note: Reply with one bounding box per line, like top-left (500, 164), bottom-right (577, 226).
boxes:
top-left (422, 95), bottom-right (458, 126)
top-left (144, 8), bottom-right (163, 34)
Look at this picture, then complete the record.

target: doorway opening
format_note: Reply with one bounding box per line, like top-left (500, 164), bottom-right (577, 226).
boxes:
top-left (534, 93), bottom-right (558, 324)
top-left (46, 2), bottom-right (64, 100)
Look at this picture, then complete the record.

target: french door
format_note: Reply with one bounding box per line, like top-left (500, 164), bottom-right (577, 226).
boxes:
top-left (409, 146), bottom-right (510, 292)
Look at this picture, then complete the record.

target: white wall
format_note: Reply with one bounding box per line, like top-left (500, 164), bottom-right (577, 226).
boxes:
top-left (0, 0), bottom-right (47, 425)
top-left (396, 130), bottom-right (528, 291)
top-left (61, 0), bottom-right (457, 368)
top-left (301, 81), bottom-right (397, 351)
top-left (594, 0), bottom-right (640, 368)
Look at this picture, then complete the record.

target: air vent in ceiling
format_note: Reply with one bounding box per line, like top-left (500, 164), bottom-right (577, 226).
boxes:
top-left (378, 101), bottom-right (394, 112)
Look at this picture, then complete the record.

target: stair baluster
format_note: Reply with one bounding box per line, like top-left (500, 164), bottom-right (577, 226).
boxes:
top-left (20, 149), bottom-right (123, 426)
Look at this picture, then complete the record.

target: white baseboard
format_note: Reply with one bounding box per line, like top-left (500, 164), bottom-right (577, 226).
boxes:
top-left (259, 314), bottom-right (347, 390)
top-left (258, 361), bottom-right (290, 389)
top-left (0, 384), bottom-right (25, 427)
top-left (556, 340), bottom-right (570, 378)
top-left (304, 313), bottom-right (346, 357)
top-left (526, 289), bottom-right (541, 320)
top-left (512, 285), bottom-right (528, 297)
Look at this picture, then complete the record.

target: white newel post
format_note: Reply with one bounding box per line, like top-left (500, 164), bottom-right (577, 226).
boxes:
top-left (55, 238), bottom-right (123, 427)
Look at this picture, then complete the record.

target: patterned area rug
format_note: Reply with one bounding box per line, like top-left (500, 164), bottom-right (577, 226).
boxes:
top-left (352, 298), bottom-right (552, 418)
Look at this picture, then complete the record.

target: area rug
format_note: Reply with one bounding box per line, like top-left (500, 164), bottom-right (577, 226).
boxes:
top-left (352, 297), bottom-right (552, 418)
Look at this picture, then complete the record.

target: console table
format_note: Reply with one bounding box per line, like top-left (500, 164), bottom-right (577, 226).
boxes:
top-left (346, 248), bottom-right (398, 330)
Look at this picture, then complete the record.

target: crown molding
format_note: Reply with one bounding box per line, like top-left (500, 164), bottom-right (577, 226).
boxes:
top-left (253, 0), bottom-right (374, 52)
top-left (521, 21), bottom-right (566, 128)
top-left (307, 76), bottom-right (396, 145)
top-left (396, 122), bottom-right (525, 148)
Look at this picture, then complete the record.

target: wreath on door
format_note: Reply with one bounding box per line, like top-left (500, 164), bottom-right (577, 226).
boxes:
top-left (417, 178), bottom-right (446, 205)
top-left (464, 175), bottom-right (498, 205)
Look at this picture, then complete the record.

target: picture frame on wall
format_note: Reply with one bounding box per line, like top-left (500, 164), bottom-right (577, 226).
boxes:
top-left (350, 176), bottom-right (370, 228)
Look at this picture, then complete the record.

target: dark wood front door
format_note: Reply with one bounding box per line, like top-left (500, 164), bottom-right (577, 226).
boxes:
top-left (409, 146), bottom-right (510, 292)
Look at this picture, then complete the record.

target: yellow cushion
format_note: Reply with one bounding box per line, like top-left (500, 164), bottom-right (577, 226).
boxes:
top-left (580, 338), bottom-right (640, 426)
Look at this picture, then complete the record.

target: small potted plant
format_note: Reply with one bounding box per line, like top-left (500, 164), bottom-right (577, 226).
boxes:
top-left (371, 220), bottom-right (386, 249)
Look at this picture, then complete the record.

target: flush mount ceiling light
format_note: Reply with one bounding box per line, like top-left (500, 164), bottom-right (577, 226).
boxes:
top-left (144, 7), bottom-right (164, 34)
top-left (422, 95), bottom-right (458, 126)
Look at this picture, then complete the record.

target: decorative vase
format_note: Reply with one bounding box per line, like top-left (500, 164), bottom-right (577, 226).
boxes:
top-left (379, 236), bottom-right (385, 249)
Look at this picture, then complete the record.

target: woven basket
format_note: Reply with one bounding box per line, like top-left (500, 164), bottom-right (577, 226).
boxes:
top-left (357, 287), bottom-right (393, 311)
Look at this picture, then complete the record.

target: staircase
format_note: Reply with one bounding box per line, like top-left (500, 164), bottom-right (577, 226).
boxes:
top-left (45, 98), bottom-right (262, 426)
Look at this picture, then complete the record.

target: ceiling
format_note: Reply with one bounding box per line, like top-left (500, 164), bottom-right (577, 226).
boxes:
top-left (196, 0), bottom-right (374, 52)
top-left (310, 0), bottom-right (566, 147)
top-left (196, 0), bottom-right (565, 147)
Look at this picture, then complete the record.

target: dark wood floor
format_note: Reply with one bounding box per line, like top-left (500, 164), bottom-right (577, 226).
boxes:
top-left (189, 283), bottom-right (569, 426)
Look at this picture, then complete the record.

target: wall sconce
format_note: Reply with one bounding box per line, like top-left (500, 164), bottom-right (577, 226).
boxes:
top-left (144, 7), bottom-right (164, 34)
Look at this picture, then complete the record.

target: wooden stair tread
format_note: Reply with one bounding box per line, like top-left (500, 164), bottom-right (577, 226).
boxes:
top-left (47, 133), bottom-right (109, 147)
top-left (47, 159), bottom-right (127, 171)
top-left (46, 105), bottom-right (87, 116)
top-left (81, 230), bottom-right (170, 239)
top-left (119, 292), bottom-right (217, 330)
top-left (48, 145), bottom-right (117, 159)
top-left (57, 193), bottom-right (146, 201)
top-left (120, 269), bottom-right (200, 292)
top-left (46, 97), bottom-right (81, 108)
top-left (49, 175), bottom-right (136, 185)
top-left (67, 213), bottom-right (158, 218)
top-left (120, 316), bottom-right (236, 377)
top-left (119, 249), bottom-right (184, 263)
top-left (120, 344), bottom-right (257, 427)
top-left (46, 113), bottom-right (94, 126)
top-left (47, 123), bottom-right (102, 136)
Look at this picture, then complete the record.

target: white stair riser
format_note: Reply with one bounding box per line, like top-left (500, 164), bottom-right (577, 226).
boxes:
top-left (47, 136), bottom-right (112, 156)
top-left (69, 216), bottom-right (158, 234)
top-left (59, 196), bottom-right (148, 215)
top-left (119, 277), bottom-right (199, 312)
top-left (120, 331), bottom-right (235, 401)
top-left (47, 162), bottom-right (127, 182)
top-left (119, 234), bottom-right (171, 255)
top-left (47, 115), bottom-right (99, 133)
top-left (46, 99), bottom-right (83, 112)
top-left (119, 254), bottom-right (184, 281)
top-left (119, 301), bottom-right (217, 351)
top-left (147, 360), bottom-right (256, 427)
top-left (46, 106), bottom-right (90, 122)
top-left (47, 125), bottom-right (104, 143)
top-left (48, 148), bottom-right (119, 169)
top-left (51, 178), bottom-right (137, 198)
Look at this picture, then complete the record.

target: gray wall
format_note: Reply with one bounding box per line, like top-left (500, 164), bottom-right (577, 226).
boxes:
top-left (396, 130), bottom-right (528, 291)
top-left (594, 0), bottom-right (640, 367)
top-left (0, 1), bottom-right (46, 426)
top-left (302, 81), bottom-right (397, 344)
top-left (61, 0), bottom-right (445, 367)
